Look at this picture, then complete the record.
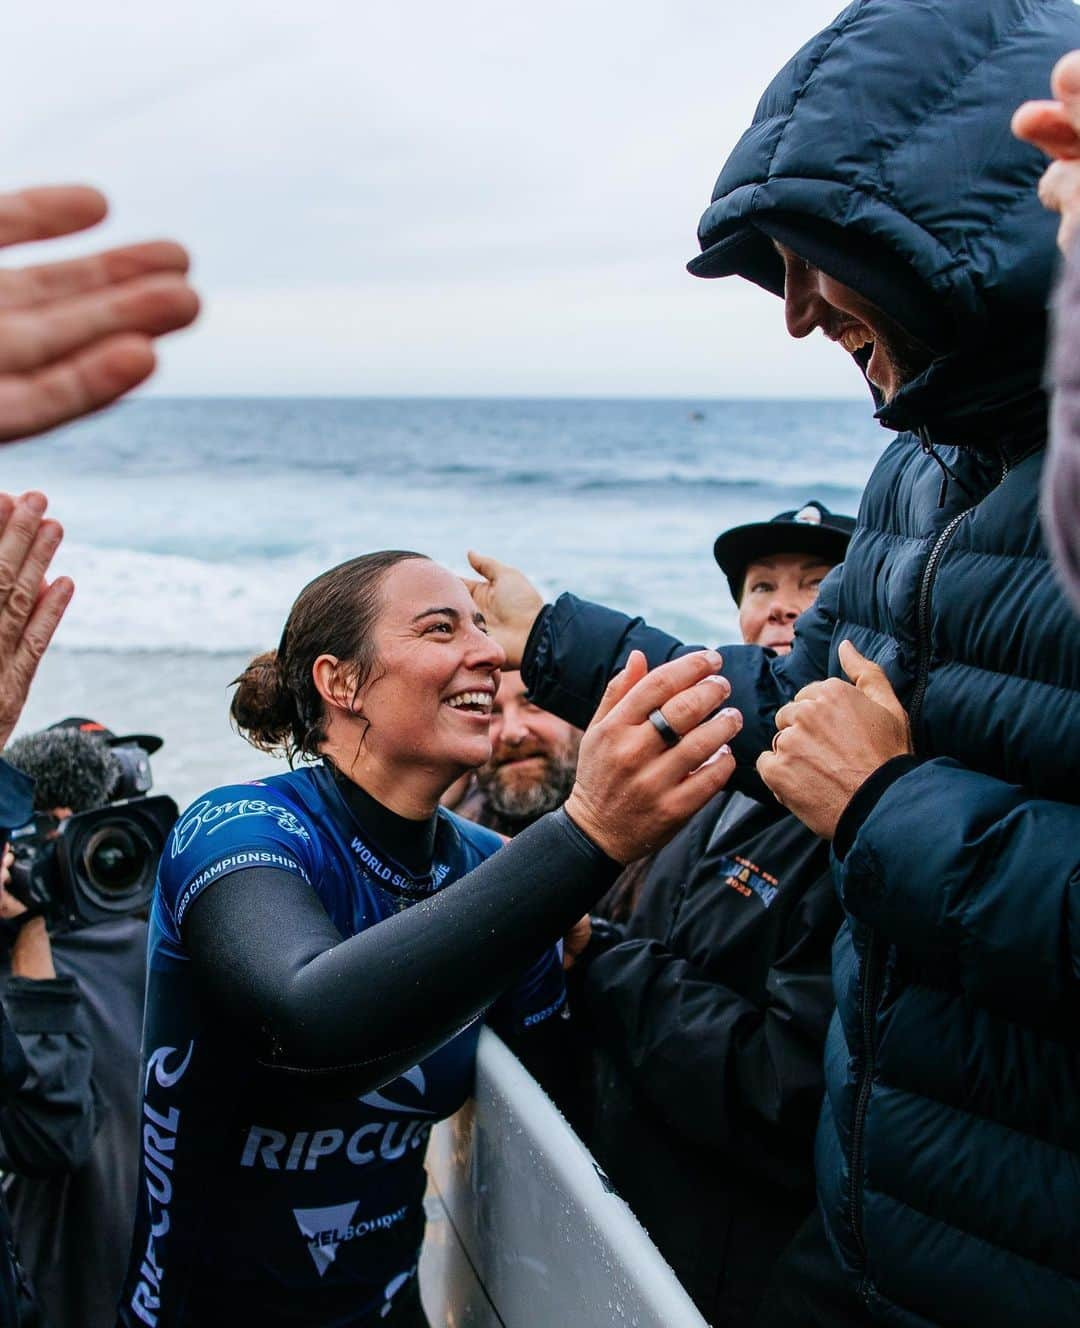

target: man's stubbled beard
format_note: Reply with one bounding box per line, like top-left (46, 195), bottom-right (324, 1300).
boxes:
top-left (476, 752), bottom-right (578, 831)
top-left (857, 322), bottom-right (936, 402)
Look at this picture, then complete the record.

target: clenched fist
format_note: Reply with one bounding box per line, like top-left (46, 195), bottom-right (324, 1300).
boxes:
top-left (756, 640), bottom-right (912, 839)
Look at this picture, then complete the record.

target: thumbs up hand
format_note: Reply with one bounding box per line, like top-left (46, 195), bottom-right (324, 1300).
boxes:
top-left (756, 640), bottom-right (913, 839)
top-left (836, 640), bottom-right (912, 729)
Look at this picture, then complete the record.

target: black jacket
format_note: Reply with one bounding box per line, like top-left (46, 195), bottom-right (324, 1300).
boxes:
top-left (577, 791), bottom-right (839, 1327)
top-left (2, 919), bottom-right (146, 1328)
top-left (0, 758), bottom-right (37, 1327)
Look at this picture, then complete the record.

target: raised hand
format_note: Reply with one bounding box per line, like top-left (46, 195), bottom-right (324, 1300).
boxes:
top-left (0, 491), bottom-right (74, 748)
top-left (1013, 50), bottom-right (1080, 254)
top-left (463, 550), bottom-right (545, 669)
top-left (756, 640), bottom-right (912, 839)
top-left (0, 185), bottom-right (199, 440)
top-left (565, 648), bottom-right (740, 862)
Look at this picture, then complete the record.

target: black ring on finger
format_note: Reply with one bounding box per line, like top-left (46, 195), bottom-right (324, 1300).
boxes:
top-left (648, 707), bottom-right (681, 748)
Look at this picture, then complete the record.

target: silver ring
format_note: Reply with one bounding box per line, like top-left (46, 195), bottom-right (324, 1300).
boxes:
top-left (648, 707), bottom-right (681, 748)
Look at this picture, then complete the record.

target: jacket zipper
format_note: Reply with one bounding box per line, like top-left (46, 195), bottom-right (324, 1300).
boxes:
top-left (907, 509), bottom-right (967, 730)
top-left (848, 444), bottom-right (1012, 1279)
top-left (908, 448), bottom-right (1011, 732)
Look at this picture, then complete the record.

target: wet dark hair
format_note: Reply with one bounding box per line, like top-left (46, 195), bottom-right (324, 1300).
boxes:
top-left (231, 550), bottom-right (429, 763)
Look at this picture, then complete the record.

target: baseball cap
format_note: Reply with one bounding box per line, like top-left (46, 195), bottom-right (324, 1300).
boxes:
top-left (47, 717), bottom-right (163, 756)
top-left (713, 501), bottom-right (856, 604)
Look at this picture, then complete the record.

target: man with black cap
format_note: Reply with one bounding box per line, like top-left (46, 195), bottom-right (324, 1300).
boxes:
top-left (467, 3), bottom-right (1080, 1324)
top-left (566, 503), bottom-right (852, 1328)
top-left (0, 719), bottom-right (163, 1328)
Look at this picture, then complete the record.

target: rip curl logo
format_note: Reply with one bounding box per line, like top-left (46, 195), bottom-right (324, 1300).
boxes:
top-left (129, 1042), bottom-right (195, 1325)
top-left (291, 1202), bottom-right (408, 1278)
top-left (357, 1064), bottom-right (436, 1118)
top-left (171, 798), bottom-right (311, 858)
top-left (240, 1116), bottom-right (433, 1172)
top-left (145, 1041), bottom-right (194, 1092)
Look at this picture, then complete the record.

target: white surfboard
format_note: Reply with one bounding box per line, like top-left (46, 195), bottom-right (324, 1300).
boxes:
top-left (420, 1028), bottom-right (709, 1327)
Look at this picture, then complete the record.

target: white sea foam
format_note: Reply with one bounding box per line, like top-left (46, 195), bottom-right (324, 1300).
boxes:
top-left (54, 545), bottom-right (324, 654)
top-left (22, 398), bottom-right (874, 656)
top-left (10, 399), bottom-right (877, 794)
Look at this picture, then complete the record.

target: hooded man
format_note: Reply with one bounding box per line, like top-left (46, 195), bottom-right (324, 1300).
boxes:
top-left (465, 3), bottom-right (1080, 1324)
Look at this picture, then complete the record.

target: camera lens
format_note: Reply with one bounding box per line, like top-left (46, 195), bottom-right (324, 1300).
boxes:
top-left (59, 794), bottom-right (175, 925)
top-left (80, 822), bottom-right (152, 903)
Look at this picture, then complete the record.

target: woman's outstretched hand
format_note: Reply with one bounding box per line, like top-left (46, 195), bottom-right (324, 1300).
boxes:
top-left (565, 649), bottom-right (741, 863)
top-left (463, 551), bottom-right (545, 669)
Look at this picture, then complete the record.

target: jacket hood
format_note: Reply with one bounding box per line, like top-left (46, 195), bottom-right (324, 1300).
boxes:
top-left (690, 0), bottom-right (1080, 444)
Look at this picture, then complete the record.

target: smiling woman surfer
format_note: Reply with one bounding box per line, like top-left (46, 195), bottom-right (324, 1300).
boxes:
top-left (118, 549), bottom-right (741, 1328)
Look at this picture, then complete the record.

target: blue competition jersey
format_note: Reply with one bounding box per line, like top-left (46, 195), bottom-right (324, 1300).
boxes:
top-left (121, 764), bottom-right (565, 1327)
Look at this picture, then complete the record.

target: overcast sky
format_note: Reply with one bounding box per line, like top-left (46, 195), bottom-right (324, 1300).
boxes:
top-left (7, 1), bottom-right (880, 397)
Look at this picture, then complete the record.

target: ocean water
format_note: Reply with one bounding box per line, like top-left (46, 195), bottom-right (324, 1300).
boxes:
top-left (4, 397), bottom-right (881, 806)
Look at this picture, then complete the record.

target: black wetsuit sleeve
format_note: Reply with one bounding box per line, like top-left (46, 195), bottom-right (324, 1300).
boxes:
top-left (182, 807), bottom-right (619, 1094)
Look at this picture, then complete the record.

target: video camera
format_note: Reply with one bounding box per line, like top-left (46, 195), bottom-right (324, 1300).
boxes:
top-left (6, 720), bottom-right (178, 931)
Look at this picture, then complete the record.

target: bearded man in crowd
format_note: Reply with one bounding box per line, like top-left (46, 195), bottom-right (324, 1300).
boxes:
top-left (453, 671), bottom-right (581, 837)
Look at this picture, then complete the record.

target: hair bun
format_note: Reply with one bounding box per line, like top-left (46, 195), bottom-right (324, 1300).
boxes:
top-left (230, 650), bottom-right (296, 755)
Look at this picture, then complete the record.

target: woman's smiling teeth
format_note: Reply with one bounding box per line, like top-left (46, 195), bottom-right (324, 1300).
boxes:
top-left (445, 690), bottom-right (493, 713)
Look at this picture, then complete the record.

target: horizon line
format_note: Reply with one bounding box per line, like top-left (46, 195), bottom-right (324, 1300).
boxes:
top-left (135, 391), bottom-right (868, 403)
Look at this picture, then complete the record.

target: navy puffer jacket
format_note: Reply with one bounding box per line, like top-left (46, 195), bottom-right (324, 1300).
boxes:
top-left (521, 3), bottom-right (1080, 1323)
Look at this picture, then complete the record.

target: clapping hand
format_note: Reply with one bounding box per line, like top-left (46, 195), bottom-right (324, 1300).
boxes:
top-left (0, 184), bottom-right (199, 440)
top-left (0, 492), bottom-right (73, 749)
top-left (1013, 50), bottom-right (1080, 254)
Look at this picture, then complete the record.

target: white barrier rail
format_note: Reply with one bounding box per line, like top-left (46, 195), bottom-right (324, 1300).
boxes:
top-left (420, 1028), bottom-right (709, 1328)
